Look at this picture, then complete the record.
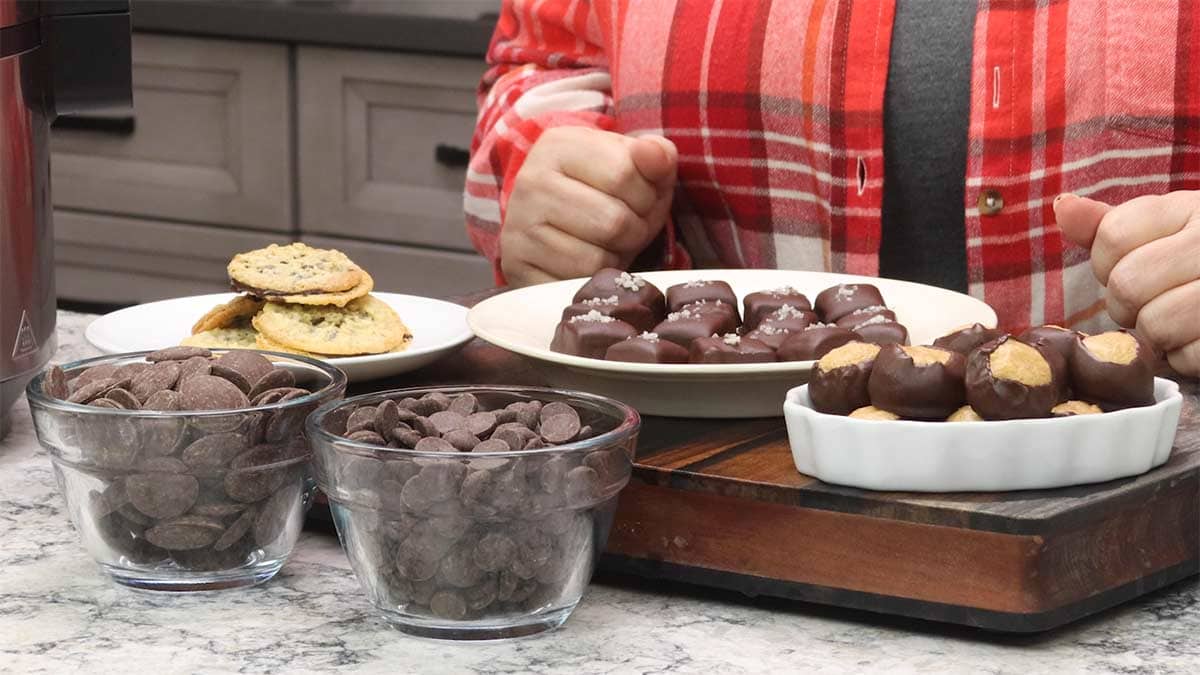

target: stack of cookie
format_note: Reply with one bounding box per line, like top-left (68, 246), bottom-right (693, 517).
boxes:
top-left (182, 243), bottom-right (412, 358)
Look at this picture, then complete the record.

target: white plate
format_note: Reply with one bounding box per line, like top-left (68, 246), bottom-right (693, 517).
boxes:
top-left (784, 379), bottom-right (1183, 492)
top-left (85, 292), bottom-right (473, 382)
top-left (468, 270), bottom-right (997, 417)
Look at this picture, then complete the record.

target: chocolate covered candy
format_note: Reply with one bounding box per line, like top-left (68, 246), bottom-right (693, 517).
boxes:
top-left (867, 344), bottom-right (966, 419)
top-left (808, 341), bottom-right (881, 415)
top-left (743, 324), bottom-right (793, 349)
top-left (743, 287), bottom-right (812, 330)
top-left (572, 268), bottom-right (665, 316)
top-left (562, 296), bottom-right (660, 332)
top-left (549, 310), bottom-right (638, 359)
top-left (965, 336), bottom-right (1060, 420)
top-left (933, 323), bottom-right (1005, 356)
top-left (652, 301), bottom-right (740, 347)
top-left (666, 280), bottom-right (738, 315)
top-left (605, 332), bottom-right (690, 364)
top-left (814, 283), bottom-right (885, 322)
top-left (834, 306), bottom-right (896, 329)
top-left (756, 304), bottom-right (819, 334)
top-left (851, 316), bottom-right (909, 346)
top-left (1018, 325), bottom-right (1081, 363)
top-left (777, 325), bottom-right (859, 361)
top-left (1069, 330), bottom-right (1156, 410)
top-left (688, 334), bottom-right (776, 364)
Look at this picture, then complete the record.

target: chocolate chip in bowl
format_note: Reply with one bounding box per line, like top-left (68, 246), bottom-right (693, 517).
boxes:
top-left (25, 349), bottom-right (346, 591)
top-left (308, 385), bottom-right (640, 640)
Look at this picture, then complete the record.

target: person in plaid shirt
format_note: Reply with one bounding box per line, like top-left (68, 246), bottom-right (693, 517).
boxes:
top-left (464, 0), bottom-right (1200, 376)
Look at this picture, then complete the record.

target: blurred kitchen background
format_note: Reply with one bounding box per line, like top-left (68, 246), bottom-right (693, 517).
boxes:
top-left (51, 0), bottom-right (498, 313)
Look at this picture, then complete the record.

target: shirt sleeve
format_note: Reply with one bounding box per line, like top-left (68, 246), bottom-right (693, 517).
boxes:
top-left (464, 0), bottom-right (616, 284)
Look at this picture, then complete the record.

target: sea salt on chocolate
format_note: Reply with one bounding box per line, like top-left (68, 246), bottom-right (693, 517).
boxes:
top-left (742, 287), bottom-right (812, 329)
top-left (688, 334), bottom-right (776, 364)
top-left (814, 283), bottom-right (886, 322)
top-left (755, 304), bottom-right (819, 334)
top-left (743, 324), bottom-right (794, 350)
top-left (665, 280), bottom-right (739, 315)
top-left (571, 268), bottom-right (666, 316)
top-left (604, 332), bottom-right (690, 363)
top-left (550, 311), bottom-right (638, 359)
top-left (561, 295), bottom-right (659, 332)
top-left (834, 305), bottom-right (897, 329)
top-left (851, 315), bottom-right (909, 346)
top-left (652, 302), bottom-right (740, 348)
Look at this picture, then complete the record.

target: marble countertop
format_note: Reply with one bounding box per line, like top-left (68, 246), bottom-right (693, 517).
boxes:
top-left (2, 312), bottom-right (1198, 674)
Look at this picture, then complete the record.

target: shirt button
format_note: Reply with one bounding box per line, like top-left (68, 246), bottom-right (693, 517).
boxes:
top-left (978, 189), bottom-right (1004, 216)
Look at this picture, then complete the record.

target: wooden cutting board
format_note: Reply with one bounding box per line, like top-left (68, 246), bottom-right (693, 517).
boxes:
top-left (337, 298), bottom-right (1200, 633)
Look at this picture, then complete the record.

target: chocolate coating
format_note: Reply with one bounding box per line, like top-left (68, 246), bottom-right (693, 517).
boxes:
top-left (666, 280), bottom-right (738, 314)
top-left (604, 333), bottom-right (690, 364)
top-left (562, 297), bottom-right (660, 332)
top-left (1018, 325), bottom-right (1082, 363)
top-left (1069, 330), bottom-right (1156, 410)
top-left (851, 318), bottom-right (909, 346)
top-left (688, 334), bottom-right (776, 364)
top-left (834, 306), bottom-right (896, 329)
top-left (965, 336), bottom-right (1059, 420)
top-left (652, 301), bottom-right (740, 347)
top-left (743, 288), bottom-right (812, 329)
top-left (777, 325), bottom-right (859, 361)
top-left (742, 324), bottom-right (794, 349)
top-left (808, 342), bottom-right (881, 415)
top-left (814, 284), bottom-right (885, 322)
top-left (931, 323), bottom-right (1005, 355)
top-left (1023, 337), bottom-right (1070, 403)
top-left (867, 345), bottom-right (966, 419)
top-left (755, 305), bottom-right (819, 334)
top-left (571, 268), bottom-right (666, 316)
top-left (549, 313), bottom-right (638, 359)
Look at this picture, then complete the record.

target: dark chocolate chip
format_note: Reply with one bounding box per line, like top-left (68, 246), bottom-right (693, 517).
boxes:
top-left (179, 375), bottom-right (250, 410)
top-left (148, 346), bottom-right (212, 362)
top-left (564, 466), bottom-right (601, 505)
top-left (443, 429), bottom-right (480, 452)
top-left (213, 508), bottom-right (256, 552)
top-left (73, 364), bottom-right (119, 389)
top-left (68, 377), bottom-right (120, 404)
top-left (104, 388), bottom-right (141, 410)
top-left (401, 462), bottom-right (467, 512)
top-left (137, 457), bottom-right (188, 474)
top-left (389, 428), bottom-right (423, 449)
top-left (142, 389), bottom-right (183, 411)
top-left (248, 369), bottom-right (296, 399)
top-left (374, 399), bottom-right (401, 436)
top-left (347, 430), bottom-right (386, 445)
top-left (415, 437), bottom-right (456, 453)
top-left (465, 412), bottom-right (497, 438)
top-left (448, 393), bottom-right (478, 417)
top-left (210, 364), bottom-right (252, 394)
top-left (473, 532), bottom-right (517, 572)
top-left (43, 366), bottom-right (69, 399)
top-left (346, 407), bottom-right (378, 434)
top-left (181, 432), bottom-right (248, 470)
top-left (540, 414), bottom-right (581, 444)
top-left (429, 590), bottom-right (468, 620)
top-left (144, 515), bottom-right (224, 550)
top-left (254, 483), bottom-right (299, 547)
top-left (428, 410), bottom-right (467, 435)
top-left (130, 362), bottom-right (182, 402)
top-left (177, 356), bottom-right (212, 383)
top-left (473, 438), bottom-right (510, 453)
top-left (126, 472), bottom-right (200, 519)
top-left (413, 416), bottom-right (438, 437)
top-left (89, 398), bottom-right (123, 409)
top-left (213, 350), bottom-right (275, 386)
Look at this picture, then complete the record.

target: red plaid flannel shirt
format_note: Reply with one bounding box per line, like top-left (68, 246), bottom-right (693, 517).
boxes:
top-left (464, 0), bottom-right (1200, 332)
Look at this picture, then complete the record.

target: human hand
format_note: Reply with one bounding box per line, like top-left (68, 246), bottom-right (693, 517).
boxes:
top-left (499, 127), bottom-right (677, 287)
top-left (1055, 191), bottom-right (1200, 376)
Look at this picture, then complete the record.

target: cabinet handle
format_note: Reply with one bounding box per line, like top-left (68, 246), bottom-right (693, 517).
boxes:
top-left (52, 114), bottom-right (136, 135)
top-left (435, 144), bottom-right (471, 169)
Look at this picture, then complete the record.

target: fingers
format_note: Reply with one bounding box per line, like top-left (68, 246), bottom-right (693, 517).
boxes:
top-left (553, 130), bottom-right (661, 216)
top-left (1054, 193), bottom-right (1113, 248)
top-left (501, 220), bottom-right (619, 283)
top-left (539, 172), bottom-right (661, 253)
top-left (1166, 339), bottom-right (1200, 377)
top-left (629, 135), bottom-right (678, 187)
top-left (1135, 278), bottom-right (1200, 352)
top-left (1088, 192), bottom-right (1197, 284)
top-left (1105, 224), bottom-right (1200, 326)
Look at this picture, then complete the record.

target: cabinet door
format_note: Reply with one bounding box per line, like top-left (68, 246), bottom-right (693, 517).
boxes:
top-left (50, 34), bottom-right (292, 231)
top-left (302, 236), bottom-right (493, 297)
top-left (297, 47), bottom-right (484, 251)
top-left (54, 211), bottom-right (285, 304)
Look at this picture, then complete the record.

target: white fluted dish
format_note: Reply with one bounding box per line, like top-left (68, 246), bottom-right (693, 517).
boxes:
top-left (783, 378), bottom-right (1183, 492)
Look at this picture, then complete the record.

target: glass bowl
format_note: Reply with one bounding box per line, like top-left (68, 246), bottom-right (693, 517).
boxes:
top-left (308, 385), bottom-right (640, 640)
top-left (26, 350), bottom-right (347, 591)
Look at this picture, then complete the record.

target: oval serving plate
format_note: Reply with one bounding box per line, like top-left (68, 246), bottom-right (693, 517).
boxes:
top-left (468, 269), bottom-right (997, 417)
top-left (86, 292), bottom-right (473, 382)
top-left (784, 378), bottom-right (1183, 491)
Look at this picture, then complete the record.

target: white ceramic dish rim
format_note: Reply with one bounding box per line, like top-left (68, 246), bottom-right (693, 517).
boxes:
top-left (84, 292), bottom-right (475, 367)
top-left (784, 378), bottom-right (1182, 430)
top-left (468, 270), bottom-right (998, 377)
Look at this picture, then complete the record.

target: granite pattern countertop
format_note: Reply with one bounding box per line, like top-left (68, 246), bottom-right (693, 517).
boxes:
top-left (1, 312), bottom-right (1198, 674)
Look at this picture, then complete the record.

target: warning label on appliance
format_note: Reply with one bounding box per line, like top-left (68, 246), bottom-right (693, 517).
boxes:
top-left (12, 310), bottom-right (39, 360)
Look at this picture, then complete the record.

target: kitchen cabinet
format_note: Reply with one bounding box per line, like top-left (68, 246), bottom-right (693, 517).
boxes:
top-left (51, 20), bottom-right (494, 306)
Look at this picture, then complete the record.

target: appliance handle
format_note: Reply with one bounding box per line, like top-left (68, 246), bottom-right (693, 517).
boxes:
top-left (434, 143), bottom-right (471, 169)
top-left (51, 114), bottom-right (136, 135)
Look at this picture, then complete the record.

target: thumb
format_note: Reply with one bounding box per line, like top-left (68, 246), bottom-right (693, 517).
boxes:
top-left (1054, 193), bottom-right (1112, 248)
top-left (629, 134), bottom-right (678, 187)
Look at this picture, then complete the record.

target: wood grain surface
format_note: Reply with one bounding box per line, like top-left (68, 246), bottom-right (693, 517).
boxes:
top-left (342, 290), bottom-right (1200, 632)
